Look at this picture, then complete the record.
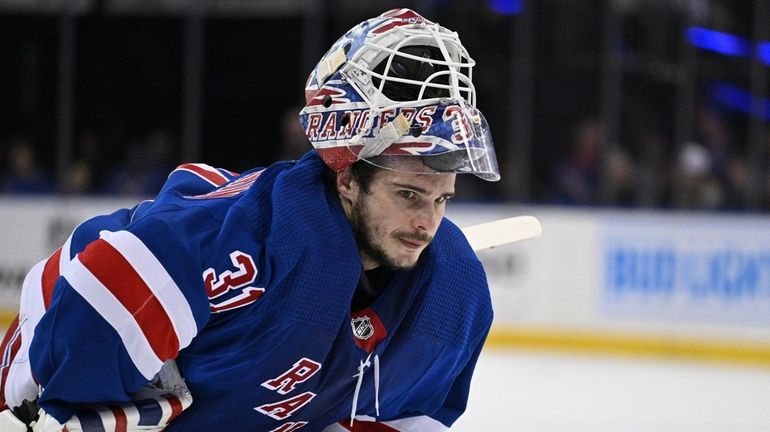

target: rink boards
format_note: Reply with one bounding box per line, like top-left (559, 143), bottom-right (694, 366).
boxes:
top-left (1, 197), bottom-right (769, 366)
top-left (449, 205), bottom-right (770, 367)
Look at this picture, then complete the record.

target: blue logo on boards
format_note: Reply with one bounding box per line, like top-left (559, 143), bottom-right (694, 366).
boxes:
top-left (606, 247), bottom-right (770, 300)
top-left (600, 218), bottom-right (770, 325)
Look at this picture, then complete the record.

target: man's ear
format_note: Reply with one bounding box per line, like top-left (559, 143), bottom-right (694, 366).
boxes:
top-left (335, 167), bottom-right (358, 202)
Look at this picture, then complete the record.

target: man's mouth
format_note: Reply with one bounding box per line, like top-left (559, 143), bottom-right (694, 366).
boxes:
top-left (396, 232), bottom-right (432, 250)
top-left (399, 237), bottom-right (424, 249)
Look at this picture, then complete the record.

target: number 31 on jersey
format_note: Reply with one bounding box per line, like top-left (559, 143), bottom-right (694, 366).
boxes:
top-left (203, 251), bottom-right (265, 313)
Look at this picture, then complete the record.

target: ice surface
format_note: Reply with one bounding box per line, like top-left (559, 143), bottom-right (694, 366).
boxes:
top-left (454, 349), bottom-right (770, 432)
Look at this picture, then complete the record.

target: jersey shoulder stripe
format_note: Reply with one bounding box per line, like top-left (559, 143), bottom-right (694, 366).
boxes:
top-left (186, 170), bottom-right (263, 200)
top-left (99, 230), bottom-right (197, 348)
top-left (65, 255), bottom-right (164, 379)
top-left (77, 238), bottom-right (179, 361)
top-left (59, 231), bottom-right (74, 273)
top-left (64, 230), bottom-right (199, 379)
top-left (41, 229), bottom-right (76, 308)
top-left (173, 163), bottom-right (230, 187)
top-left (41, 248), bottom-right (62, 309)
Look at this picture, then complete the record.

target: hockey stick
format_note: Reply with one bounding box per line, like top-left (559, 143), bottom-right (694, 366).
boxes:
top-left (461, 215), bottom-right (542, 251)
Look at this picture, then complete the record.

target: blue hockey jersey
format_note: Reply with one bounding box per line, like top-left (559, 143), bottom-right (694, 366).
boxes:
top-left (0, 151), bottom-right (493, 431)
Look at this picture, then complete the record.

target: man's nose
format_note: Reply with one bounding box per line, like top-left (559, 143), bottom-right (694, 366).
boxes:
top-left (412, 202), bottom-right (439, 232)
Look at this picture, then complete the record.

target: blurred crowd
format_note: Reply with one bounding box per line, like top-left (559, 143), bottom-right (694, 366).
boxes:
top-left (549, 105), bottom-right (769, 211)
top-left (1, 0), bottom-right (767, 212)
top-left (0, 103), bottom-right (310, 199)
top-left (2, 102), bottom-right (769, 213)
top-left (0, 129), bottom-right (174, 197)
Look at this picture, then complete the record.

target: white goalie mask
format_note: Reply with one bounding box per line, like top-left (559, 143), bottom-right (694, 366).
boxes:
top-left (299, 8), bottom-right (500, 181)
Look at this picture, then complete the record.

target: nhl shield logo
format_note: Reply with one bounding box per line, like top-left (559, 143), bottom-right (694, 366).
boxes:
top-left (351, 316), bottom-right (374, 340)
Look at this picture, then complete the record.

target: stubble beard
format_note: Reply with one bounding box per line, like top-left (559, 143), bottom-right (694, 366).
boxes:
top-left (350, 196), bottom-right (429, 271)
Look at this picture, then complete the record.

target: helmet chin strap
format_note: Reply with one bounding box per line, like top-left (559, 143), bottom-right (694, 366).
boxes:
top-left (354, 112), bottom-right (409, 160)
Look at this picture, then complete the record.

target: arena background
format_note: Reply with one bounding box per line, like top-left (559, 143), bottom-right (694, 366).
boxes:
top-left (1, 1), bottom-right (769, 430)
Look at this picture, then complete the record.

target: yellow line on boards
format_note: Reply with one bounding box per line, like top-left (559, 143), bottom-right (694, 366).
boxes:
top-left (485, 326), bottom-right (770, 368)
top-left (0, 311), bottom-right (16, 328)
top-left (1, 310), bottom-right (768, 368)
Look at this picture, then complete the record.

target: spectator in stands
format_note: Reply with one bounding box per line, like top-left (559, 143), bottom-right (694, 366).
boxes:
top-left (636, 131), bottom-right (674, 208)
top-left (104, 130), bottom-right (174, 196)
top-left (62, 127), bottom-right (107, 194)
top-left (606, 147), bottom-right (638, 207)
top-left (0, 138), bottom-right (54, 195)
top-left (676, 142), bottom-right (724, 210)
top-left (762, 130), bottom-right (770, 210)
top-left (552, 117), bottom-right (603, 205)
top-left (694, 106), bottom-right (732, 182)
top-left (60, 159), bottom-right (94, 195)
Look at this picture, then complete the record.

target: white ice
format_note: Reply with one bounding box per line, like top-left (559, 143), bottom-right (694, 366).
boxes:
top-left (454, 349), bottom-right (770, 432)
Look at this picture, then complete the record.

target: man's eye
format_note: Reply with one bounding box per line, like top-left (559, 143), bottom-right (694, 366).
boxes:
top-left (398, 190), bottom-right (416, 200)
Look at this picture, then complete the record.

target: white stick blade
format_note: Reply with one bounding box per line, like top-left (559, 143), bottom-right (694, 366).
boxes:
top-left (461, 216), bottom-right (542, 251)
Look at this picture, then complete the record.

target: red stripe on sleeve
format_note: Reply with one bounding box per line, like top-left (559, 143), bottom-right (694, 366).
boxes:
top-left (41, 248), bottom-right (63, 309)
top-left (176, 163), bottom-right (229, 186)
top-left (78, 239), bottom-right (179, 361)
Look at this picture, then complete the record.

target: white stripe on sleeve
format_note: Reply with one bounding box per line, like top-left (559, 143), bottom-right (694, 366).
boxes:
top-left (99, 230), bottom-right (198, 350)
top-left (59, 232), bottom-right (73, 274)
top-left (64, 256), bottom-right (163, 379)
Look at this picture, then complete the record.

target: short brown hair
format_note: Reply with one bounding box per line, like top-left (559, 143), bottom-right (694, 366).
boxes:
top-left (324, 160), bottom-right (382, 195)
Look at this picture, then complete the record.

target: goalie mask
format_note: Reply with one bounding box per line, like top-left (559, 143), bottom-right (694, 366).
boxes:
top-left (299, 8), bottom-right (500, 181)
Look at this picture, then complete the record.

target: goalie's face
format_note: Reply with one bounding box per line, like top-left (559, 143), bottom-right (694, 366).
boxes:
top-left (338, 158), bottom-right (455, 271)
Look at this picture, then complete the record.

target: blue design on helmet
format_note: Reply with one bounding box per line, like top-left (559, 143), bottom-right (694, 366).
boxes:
top-left (299, 8), bottom-right (500, 181)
